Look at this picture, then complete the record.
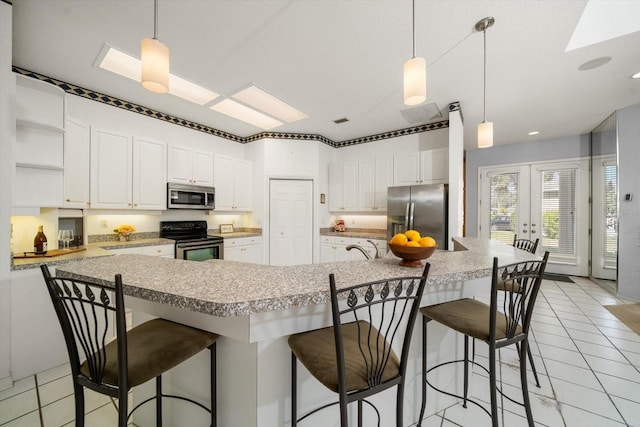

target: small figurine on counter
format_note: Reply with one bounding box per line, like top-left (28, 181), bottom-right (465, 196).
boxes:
top-left (334, 219), bottom-right (346, 232)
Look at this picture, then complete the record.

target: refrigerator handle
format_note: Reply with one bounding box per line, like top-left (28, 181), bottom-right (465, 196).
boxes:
top-left (409, 202), bottom-right (415, 230)
top-left (404, 202), bottom-right (410, 231)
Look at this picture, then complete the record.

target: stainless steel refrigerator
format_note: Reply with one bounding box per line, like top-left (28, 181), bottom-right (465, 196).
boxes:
top-left (387, 184), bottom-right (449, 249)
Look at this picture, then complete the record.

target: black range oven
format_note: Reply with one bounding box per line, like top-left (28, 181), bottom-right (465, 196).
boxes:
top-left (160, 220), bottom-right (224, 262)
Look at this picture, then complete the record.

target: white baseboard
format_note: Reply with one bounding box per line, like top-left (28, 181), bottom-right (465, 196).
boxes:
top-left (0, 374), bottom-right (13, 391)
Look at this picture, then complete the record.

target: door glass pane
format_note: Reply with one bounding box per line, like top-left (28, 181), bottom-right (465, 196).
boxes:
top-left (540, 169), bottom-right (576, 255)
top-left (604, 163), bottom-right (618, 268)
top-left (489, 172), bottom-right (517, 244)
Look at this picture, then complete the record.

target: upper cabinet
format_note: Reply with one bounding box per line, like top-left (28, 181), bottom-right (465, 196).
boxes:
top-left (329, 161), bottom-right (358, 212)
top-left (168, 144), bottom-right (214, 186)
top-left (214, 154), bottom-right (252, 211)
top-left (394, 148), bottom-right (448, 186)
top-left (358, 157), bottom-right (393, 212)
top-left (63, 118), bottom-right (90, 208)
top-left (13, 75), bottom-right (65, 208)
top-left (90, 128), bottom-right (166, 210)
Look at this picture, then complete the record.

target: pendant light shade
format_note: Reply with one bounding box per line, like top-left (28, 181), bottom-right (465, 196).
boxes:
top-left (141, 38), bottom-right (169, 93)
top-left (403, 0), bottom-right (426, 106)
top-left (141, 0), bottom-right (169, 94)
top-left (404, 57), bottom-right (427, 105)
top-left (477, 121), bottom-right (494, 148)
top-left (476, 17), bottom-right (495, 148)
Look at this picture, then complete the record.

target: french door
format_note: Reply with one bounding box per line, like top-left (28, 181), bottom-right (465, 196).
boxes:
top-left (479, 159), bottom-right (589, 276)
top-left (591, 156), bottom-right (618, 280)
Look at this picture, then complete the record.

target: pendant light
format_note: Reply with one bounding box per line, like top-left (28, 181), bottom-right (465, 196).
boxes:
top-left (475, 17), bottom-right (494, 148)
top-left (403, 0), bottom-right (426, 106)
top-left (141, 0), bottom-right (169, 93)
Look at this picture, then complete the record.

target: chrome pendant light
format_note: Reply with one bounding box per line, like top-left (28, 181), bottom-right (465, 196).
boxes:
top-left (476, 17), bottom-right (494, 148)
top-left (403, 0), bottom-right (426, 106)
top-left (141, 0), bottom-right (170, 93)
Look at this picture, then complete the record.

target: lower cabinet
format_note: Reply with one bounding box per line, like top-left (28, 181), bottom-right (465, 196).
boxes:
top-left (224, 236), bottom-right (263, 264)
top-left (10, 267), bottom-right (70, 379)
top-left (110, 244), bottom-right (174, 258)
top-left (320, 236), bottom-right (387, 263)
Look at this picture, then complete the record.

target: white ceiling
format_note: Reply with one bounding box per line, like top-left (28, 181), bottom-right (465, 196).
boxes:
top-left (10, 0), bottom-right (640, 149)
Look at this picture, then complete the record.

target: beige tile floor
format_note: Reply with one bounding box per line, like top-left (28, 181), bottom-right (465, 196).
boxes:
top-left (1, 277), bottom-right (638, 426)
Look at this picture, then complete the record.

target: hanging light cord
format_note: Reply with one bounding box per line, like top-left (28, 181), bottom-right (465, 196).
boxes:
top-left (482, 26), bottom-right (487, 123)
top-left (153, 0), bottom-right (159, 40)
top-left (412, 0), bottom-right (416, 58)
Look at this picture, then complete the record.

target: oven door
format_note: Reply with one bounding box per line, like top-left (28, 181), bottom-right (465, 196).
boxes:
top-left (176, 241), bottom-right (224, 261)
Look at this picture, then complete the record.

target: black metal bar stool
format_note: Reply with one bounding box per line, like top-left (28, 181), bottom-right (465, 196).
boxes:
top-left (41, 265), bottom-right (219, 427)
top-left (417, 253), bottom-right (549, 427)
top-left (511, 236), bottom-right (542, 387)
top-left (288, 264), bottom-right (430, 426)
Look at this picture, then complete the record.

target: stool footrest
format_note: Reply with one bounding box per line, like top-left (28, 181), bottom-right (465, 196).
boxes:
top-left (127, 393), bottom-right (212, 422)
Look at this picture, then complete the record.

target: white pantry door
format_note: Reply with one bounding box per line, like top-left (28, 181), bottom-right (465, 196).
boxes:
top-left (479, 159), bottom-right (589, 276)
top-left (269, 179), bottom-right (313, 266)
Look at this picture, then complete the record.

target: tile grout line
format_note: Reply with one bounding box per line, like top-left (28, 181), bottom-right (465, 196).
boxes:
top-left (33, 374), bottom-right (45, 427)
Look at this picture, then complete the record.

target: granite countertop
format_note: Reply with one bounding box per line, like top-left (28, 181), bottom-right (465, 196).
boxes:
top-left (320, 230), bottom-right (387, 240)
top-left (11, 238), bottom-right (174, 271)
top-left (209, 231), bottom-right (262, 238)
top-left (54, 237), bottom-right (539, 318)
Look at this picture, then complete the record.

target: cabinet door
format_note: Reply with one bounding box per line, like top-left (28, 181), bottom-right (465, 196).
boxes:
top-left (421, 148), bottom-right (448, 184)
top-left (320, 242), bottom-right (337, 263)
top-left (192, 149), bottom-right (214, 186)
top-left (358, 159), bottom-right (376, 211)
top-left (234, 159), bottom-right (252, 211)
top-left (141, 244), bottom-right (174, 257)
top-left (214, 154), bottom-right (235, 210)
top-left (342, 161), bottom-right (359, 211)
top-left (374, 157), bottom-right (393, 211)
top-left (167, 144), bottom-right (193, 184)
top-left (133, 136), bottom-right (167, 210)
top-left (245, 243), bottom-right (263, 264)
top-left (64, 118), bottom-right (90, 208)
top-left (90, 128), bottom-right (132, 209)
top-left (328, 162), bottom-right (344, 211)
top-left (394, 152), bottom-right (420, 185)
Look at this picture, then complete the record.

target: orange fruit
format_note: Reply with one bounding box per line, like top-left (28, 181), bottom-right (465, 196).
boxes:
top-left (390, 233), bottom-right (409, 246)
top-left (405, 230), bottom-right (421, 241)
top-left (419, 236), bottom-right (437, 247)
top-left (406, 241), bottom-right (420, 247)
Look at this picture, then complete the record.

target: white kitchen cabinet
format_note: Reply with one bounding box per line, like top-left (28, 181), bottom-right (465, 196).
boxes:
top-left (168, 144), bottom-right (214, 186)
top-left (90, 129), bottom-right (166, 210)
top-left (132, 136), bottom-right (167, 210)
top-left (224, 236), bottom-right (262, 264)
top-left (10, 267), bottom-right (69, 379)
top-left (320, 236), bottom-right (387, 263)
top-left (63, 118), bottom-right (90, 208)
top-left (394, 148), bottom-right (448, 185)
top-left (13, 75), bottom-right (65, 208)
top-left (214, 154), bottom-right (252, 211)
top-left (110, 243), bottom-right (174, 258)
top-left (358, 157), bottom-right (393, 212)
top-left (328, 161), bottom-right (358, 212)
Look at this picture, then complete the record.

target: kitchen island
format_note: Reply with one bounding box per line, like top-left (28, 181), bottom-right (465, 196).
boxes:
top-left (55, 237), bottom-right (538, 426)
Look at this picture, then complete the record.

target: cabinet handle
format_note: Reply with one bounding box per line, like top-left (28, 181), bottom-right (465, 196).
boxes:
top-left (134, 203), bottom-right (138, 207)
top-left (66, 198), bottom-right (71, 202)
top-left (128, 203), bottom-right (132, 206)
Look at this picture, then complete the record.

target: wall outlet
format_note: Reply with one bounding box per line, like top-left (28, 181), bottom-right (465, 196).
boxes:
top-left (100, 220), bottom-right (108, 228)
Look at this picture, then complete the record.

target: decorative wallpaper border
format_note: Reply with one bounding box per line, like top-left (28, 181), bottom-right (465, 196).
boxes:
top-left (13, 66), bottom-right (455, 148)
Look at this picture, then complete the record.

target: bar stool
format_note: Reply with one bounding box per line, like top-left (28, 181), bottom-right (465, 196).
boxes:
top-left (41, 265), bottom-right (219, 427)
top-left (511, 236), bottom-right (541, 387)
top-left (288, 264), bottom-right (430, 426)
top-left (417, 253), bottom-right (549, 427)
top-left (513, 236), bottom-right (539, 254)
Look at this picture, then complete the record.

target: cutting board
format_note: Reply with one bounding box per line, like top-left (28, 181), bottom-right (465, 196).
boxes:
top-left (13, 247), bottom-right (87, 258)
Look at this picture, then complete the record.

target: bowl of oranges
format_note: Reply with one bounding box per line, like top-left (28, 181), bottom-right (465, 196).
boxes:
top-left (388, 230), bottom-right (437, 267)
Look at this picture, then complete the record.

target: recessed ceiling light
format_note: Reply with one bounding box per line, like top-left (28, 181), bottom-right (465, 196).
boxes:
top-left (96, 45), bottom-right (219, 105)
top-left (232, 85), bottom-right (308, 123)
top-left (210, 99), bottom-right (283, 130)
top-left (578, 56), bottom-right (612, 71)
top-left (528, 131), bottom-right (539, 136)
top-left (632, 71), bottom-right (640, 79)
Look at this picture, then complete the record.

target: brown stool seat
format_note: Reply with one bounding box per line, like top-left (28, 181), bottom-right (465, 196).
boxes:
top-left (81, 318), bottom-right (219, 388)
top-left (420, 298), bottom-right (521, 343)
top-left (289, 320), bottom-right (400, 393)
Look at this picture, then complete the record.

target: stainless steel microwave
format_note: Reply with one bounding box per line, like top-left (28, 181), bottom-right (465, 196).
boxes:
top-left (167, 183), bottom-right (215, 210)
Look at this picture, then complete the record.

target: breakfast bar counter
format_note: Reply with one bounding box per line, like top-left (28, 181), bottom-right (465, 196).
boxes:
top-left (53, 237), bottom-right (538, 427)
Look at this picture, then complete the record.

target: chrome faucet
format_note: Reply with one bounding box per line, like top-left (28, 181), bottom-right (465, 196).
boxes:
top-left (346, 239), bottom-right (381, 260)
